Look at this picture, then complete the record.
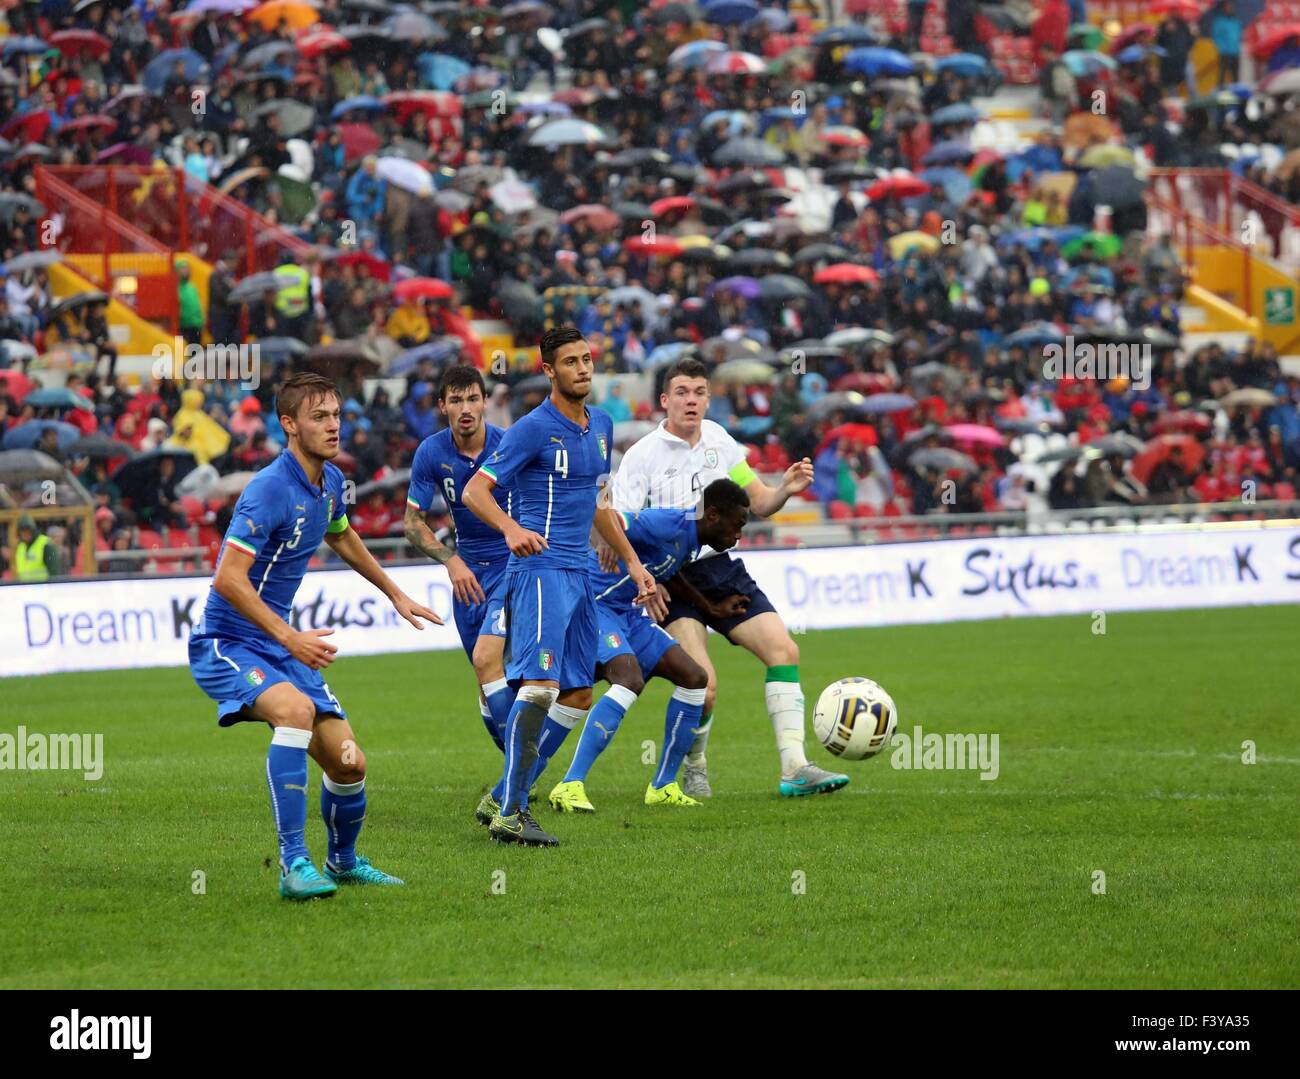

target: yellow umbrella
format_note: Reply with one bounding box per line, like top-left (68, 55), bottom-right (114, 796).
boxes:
top-left (676, 234), bottom-right (713, 248)
top-left (247, 1), bottom-right (320, 32)
top-left (888, 230), bottom-right (940, 259)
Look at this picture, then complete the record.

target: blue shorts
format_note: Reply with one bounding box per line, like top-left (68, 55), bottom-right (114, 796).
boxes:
top-left (502, 566), bottom-right (598, 690)
top-left (663, 553), bottom-right (777, 640)
top-left (189, 634), bottom-right (347, 727)
top-left (596, 601), bottom-right (678, 678)
top-left (451, 560), bottom-right (509, 659)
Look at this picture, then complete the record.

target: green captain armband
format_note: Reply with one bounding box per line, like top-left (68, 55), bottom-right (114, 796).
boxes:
top-left (727, 461), bottom-right (757, 488)
top-left (327, 514), bottom-right (349, 534)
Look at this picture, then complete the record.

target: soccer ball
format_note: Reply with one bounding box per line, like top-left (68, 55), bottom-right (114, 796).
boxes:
top-left (812, 677), bottom-right (898, 761)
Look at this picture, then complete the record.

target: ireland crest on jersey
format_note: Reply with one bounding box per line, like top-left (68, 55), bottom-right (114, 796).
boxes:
top-left (539, 650), bottom-right (554, 672)
top-left (704, 448), bottom-right (718, 468)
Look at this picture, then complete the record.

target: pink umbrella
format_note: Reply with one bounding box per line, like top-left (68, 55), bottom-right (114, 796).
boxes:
top-left (559, 204), bottom-right (619, 230)
top-left (944, 423), bottom-right (1005, 447)
top-left (706, 51), bottom-right (767, 76)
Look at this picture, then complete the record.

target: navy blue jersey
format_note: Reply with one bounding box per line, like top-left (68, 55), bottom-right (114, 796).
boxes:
top-left (589, 507), bottom-right (699, 608)
top-left (480, 398), bottom-right (613, 571)
top-left (408, 424), bottom-right (514, 568)
top-left (196, 451), bottom-right (348, 639)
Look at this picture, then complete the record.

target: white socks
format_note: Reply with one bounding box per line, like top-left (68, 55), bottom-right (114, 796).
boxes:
top-left (765, 680), bottom-right (808, 775)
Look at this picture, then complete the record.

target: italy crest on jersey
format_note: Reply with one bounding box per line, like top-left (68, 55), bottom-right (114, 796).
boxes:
top-left (539, 650), bottom-right (554, 671)
top-left (246, 668), bottom-right (266, 687)
top-left (597, 435), bottom-right (608, 460)
top-left (605, 632), bottom-right (621, 649)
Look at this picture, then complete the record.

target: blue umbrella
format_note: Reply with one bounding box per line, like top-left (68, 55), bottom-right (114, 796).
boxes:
top-left (1116, 44), bottom-right (1166, 64)
top-left (648, 342), bottom-right (697, 367)
top-left (142, 49), bottom-right (208, 95)
top-left (2, 37), bottom-right (49, 58)
top-left (212, 40), bottom-right (241, 76)
top-left (920, 167), bottom-right (971, 202)
top-left (417, 52), bottom-right (471, 91)
top-left (518, 101), bottom-right (571, 117)
top-left (921, 140), bottom-right (974, 166)
top-left (843, 47), bottom-right (914, 78)
top-left (1062, 50), bottom-right (1118, 77)
top-left (2, 420), bottom-right (81, 451)
top-left (813, 26), bottom-right (880, 47)
top-left (331, 95), bottom-right (386, 121)
top-left (23, 387), bottom-right (92, 411)
top-left (860, 393), bottom-right (917, 414)
top-left (935, 53), bottom-right (990, 77)
top-left (389, 340), bottom-right (461, 377)
top-left (1004, 323), bottom-right (1065, 348)
top-left (704, 0), bottom-right (760, 26)
top-left (749, 9), bottom-right (792, 31)
top-left (700, 109), bottom-right (757, 136)
top-left (667, 40), bottom-right (728, 70)
top-left (929, 103), bottom-right (982, 127)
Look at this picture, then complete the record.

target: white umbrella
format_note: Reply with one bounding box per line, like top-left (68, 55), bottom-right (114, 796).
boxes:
top-left (376, 156), bottom-right (434, 195)
top-left (489, 179), bottom-right (538, 214)
top-left (527, 118), bottom-right (610, 147)
top-left (286, 137), bottom-right (314, 178)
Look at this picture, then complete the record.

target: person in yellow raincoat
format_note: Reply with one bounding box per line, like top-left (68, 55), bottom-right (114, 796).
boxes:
top-left (166, 388), bottom-right (231, 466)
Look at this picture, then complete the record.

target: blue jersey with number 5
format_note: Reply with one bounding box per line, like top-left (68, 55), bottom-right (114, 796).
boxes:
top-left (480, 398), bottom-right (613, 571)
top-left (408, 424), bottom-right (514, 568)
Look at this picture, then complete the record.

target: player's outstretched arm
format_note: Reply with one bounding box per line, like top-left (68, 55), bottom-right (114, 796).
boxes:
top-left (213, 545), bottom-right (338, 670)
top-left (324, 525), bottom-right (443, 630)
top-left (463, 471), bottom-right (547, 556)
top-left (744, 457), bottom-right (815, 517)
top-left (402, 502), bottom-right (485, 605)
top-left (664, 572), bottom-right (750, 623)
top-left (593, 506), bottom-right (656, 605)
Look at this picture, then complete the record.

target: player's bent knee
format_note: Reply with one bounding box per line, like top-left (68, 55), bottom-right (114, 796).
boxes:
top-left (606, 658), bottom-right (644, 697)
top-left (518, 683), bottom-right (559, 711)
top-left (679, 660), bottom-right (708, 692)
top-left (266, 693), bottom-right (315, 731)
top-left (704, 685), bottom-right (716, 714)
top-left (560, 687), bottom-right (594, 711)
top-left (328, 746), bottom-right (367, 785)
top-left (773, 636), bottom-right (800, 667)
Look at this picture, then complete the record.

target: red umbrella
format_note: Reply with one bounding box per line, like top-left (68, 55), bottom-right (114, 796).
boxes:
top-left (817, 422), bottom-right (879, 454)
top-left (822, 125), bottom-right (870, 148)
top-left (1110, 23), bottom-right (1154, 53)
top-left (336, 251), bottom-right (392, 283)
top-left (832, 372), bottom-right (892, 394)
top-left (706, 51), bottom-right (767, 75)
top-left (2, 111), bottom-right (52, 142)
top-left (1148, 0), bottom-right (1201, 17)
top-left (95, 142), bottom-right (152, 165)
top-left (559, 204), bottom-right (620, 230)
top-left (1252, 23), bottom-right (1300, 60)
top-left (0, 369), bottom-right (35, 403)
top-left (944, 423), bottom-right (1005, 447)
top-left (393, 277), bottom-right (454, 302)
top-left (298, 29), bottom-right (350, 58)
top-left (1151, 409), bottom-right (1212, 435)
top-left (623, 235), bottom-right (684, 257)
top-left (649, 195), bottom-right (696, 217)
top-left (1132, 434), bottom-right (1206, 485)
top-left (813, 263), bottom-right (879, 285)
top-left (384, 91), bottom-right (461, 124)
top-left (58, 114), bottom-right (118, 136)
top-left (49, 29), bottom-right (112, 58)
top-left (338, 122), bottom-right (383, 162)
top-left (867, 173), bottom-right (930, 199)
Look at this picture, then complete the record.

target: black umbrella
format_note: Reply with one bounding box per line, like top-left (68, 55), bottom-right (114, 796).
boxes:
top-left (512, 373), bottom-right (552, 397)
top-left (497, 279), bottom-right (541, 324)
top-left (729, 248), bottom-right (792, 270)
top-left (0, 449), bottom-right (65, 483)
top-left (1087, 166), bottom-right (1146, 211)
top-left (888, 423), bottom-right (942, 465)
top-left (2, 249), bottom-right (62, 273)
top-left (758, 274), bottom-right (812, 301)
top-left (906, 361), bottom-right (965, 389)
top-left (67, 434), bottom-right (136, 460)
top-left (253, 336), bottom-right (308, 360)
top-left (598, 148), bottom-right (671, 171)
top-left (712, 137), bottom-right (786, 167)
top-left (715, 171), bottom-right (774, 195)
top-left (48, 290), bottom-right (109, 319)
top-left (807, 391), bottom-right (870, 420)
top-left (109, 447), bottom-right (197, 503)
top-left (241, 41), bottom-right (296, 70)
top-left (0, 193), bottom-right (46, 222)
top-left (909, 447), bottom-right (977, 472)
top-left (229, 272), bottom-right (285, 304)
top-left (649, 2), bottom-right (702, 23)
top-left (302, 340), bottom-right (381, 376)
top-left (613, 200), bottom-right (653, 219)
top-left (994, 416), bottom-right (1062, 435)
top-left (564, 18), bottom-right (611, 39)
top-left (780, 340), bottom-right (846, 362)
top-left (385, 12), bottom-right (448, 43)
top-left (824, 163), bottom-right (878, 183)
top-left (794, 242), bottom-right (853, 264)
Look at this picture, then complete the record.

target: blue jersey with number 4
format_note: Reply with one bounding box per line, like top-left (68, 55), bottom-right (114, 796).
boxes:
top-left (408, 425), bottom-right (514, 568)
top-left (589, 508), bottom-right (699, 608)
top-left (480, 398), bottom-right (613, 572)
top-left (196, 450), bottom-right (349, 640)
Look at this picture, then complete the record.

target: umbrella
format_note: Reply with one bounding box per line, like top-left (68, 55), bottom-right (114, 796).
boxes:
top-left (854, 393), bottom-right (914, 414)
top-left (906, 362), bottom-right (964, 389)
top-left (67, 434), bottom-right (136, 460)
top-left (253, 100), bottom-right (316, 138)
top-left (756, 275), bottom-right (811, 301)
top-left (1116, 44), bottom-right (1166, 65)
top-left (331, 95), bottom-right (386, 121)
top-left (843, 47), bottom-right (914, 77)
top-left (298, 29), bottom-right (351, 58)
top-left (934, 53), bottom-right (990, 78)
top-left (389, 338), bottom-right (462, 376)
top-left (49, 29), bottom-right (112, 58)
top-left (1252, 24), bottom-right (1300, 61)
top-left (559, 204), bottom-right (620, 231)
top-left (825, 327), bottom-right (895, 350)
top-left (712, 137), bottom-right (786, 167)
top-left (713, 359), bottom-right (777, 385)
top-left (1004, 323), bottom-right (1066, 348)
top-left (1078, 144), bottom-right (1138, 169)
top-left (944, 423), bottom-right (1004, 447)
top-left (1086, 166), bottom-right (1146, 211)
top-left (376, 156), bottom-right (434, 195)
top-left (1147, 0), bottom-right (1204, 18)
top-left (0, 369), bottom-right (36, 402)
top-left (1061, 230), bottom-right (1124, 258)
top-left (497, 280), bottom-right (542, 324)
top-left (887, 230), bottom-right (940, 259)
top-left (1063, 50), bottom-right (1118, 77)
top-left (1089, 433), bottom-right (1145, 459)
top-left (818, 423), bottom-right (879, 452)
top-left (707, 276), bottom-right (762, 300)
top-left (807, 391), bottom-right (872, 420)
top-left (2, 421), bottom-right (81, 450)
top-left (417, 53), bottom-right (472, 91)
top-left (822, 125), bottom-right (871, 149)
top-left (603, 286), bottom-right (659, 322)
top-left (23, 387), bottom-right (93, 412)
top-left (47, 291), bottom-right (109, 320)
top-left (704, 0), bottom-right (760, 26)
top-left (1152, 410), bottom-right (1212, 435)
top-left (242, 40), bottom-right (297, 69)
top-left (1034, 444), bottom-right (1089, 465)
top-left (0, 450), bottom-right (65, 484)
top-left (706, 50), bottom-right (768, 76)
top-left (921, 140), bottom-right (975, 167)
top-left (527, 119), bottom-right (611, 147)
top-left (393, 277), bottom-right (454, 302)
top-left (1132, 434), bottom-right (1205, 485)
top-left (652, 3), bottom-right (705, 24)
top-left (1, 38), bottom-right (50, 59)
top-left (928, 103), bottom-right (982, 127)
top-left (909, 447), bottom-right (977, 472)
top-left (813, 263), bottom-right (879, 286)
top-left (490, 180), bottom-right (537, 215)
top-left (302, 341), bottom-right (381, 377)
top-left (1067, 24), bottom-right (1105, 51)
top-left (229, 272), bottom-right (288, 305)
top-left (2, 250), bottom-right (62, 274)
top-left (252, 336), bottom-right (308, 361)
top-left (728, 248), bottom-right (792, 270)
top-left (141, 48), bottom-right (208, 95)
top-left (338, 122), bottom-right (384, 162)
top-left (868, 173), bottom-right (930, 200)
top-left (109, 448), bottom-right (198, 501)
top-left (384, 12), bottom-right (447, 43)
top-left (814, 25), bottom-right (881, 47)
top-left (1262, 68), bottom-right (1300, 98)
top-left (211, 471), bottom-right (257, 498)
top-left (1218, 387), bottom-right (1278, 409)
top-left (246, 1), bottom-right (320, 31)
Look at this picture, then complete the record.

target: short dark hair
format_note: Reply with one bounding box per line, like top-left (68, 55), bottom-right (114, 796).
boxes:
top-left (438, 363), bottom-right (486, 401)
top-left (277, 371), bottom-right (341, 423)
top-left (662, 357), bottom-right (709, 391)
top-left (702, 478), bottom-right (750, 515)
top-left (539, 325), bottom-right (585, 367)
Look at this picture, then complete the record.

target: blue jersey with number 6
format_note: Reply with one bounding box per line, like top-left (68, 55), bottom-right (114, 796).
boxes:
top-left (408, 424), bottom-right (514, 567)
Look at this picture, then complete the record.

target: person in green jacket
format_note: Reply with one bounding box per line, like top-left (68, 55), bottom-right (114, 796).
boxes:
top-left (177, 259), bottom-right (204, 345)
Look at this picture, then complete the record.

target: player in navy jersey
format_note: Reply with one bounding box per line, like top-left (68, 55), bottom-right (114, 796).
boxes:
top-left (531, 479), bottom-right (753, 811)
top-left (405, 364), bottom-right (519, 824)
top-left (462, 326), bottom-right (656, 847)
top-left (189, 372), bottom-right (441, 900)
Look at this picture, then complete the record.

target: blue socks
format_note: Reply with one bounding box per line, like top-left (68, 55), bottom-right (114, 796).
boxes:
top-left (525, 703), bottom-right (588, 789)
top-left (499, 693), bottom-right (551, 816)
top-left (652, 687), bottom-right (708, 790)
top-left (564, 685), bottom-right (639, 783)
top-left (482, 677), bottom-right (513, 753)
top-left (267, 727), bottom-right (312, 872)
top-left (321, 776), bottom-right (366, 872)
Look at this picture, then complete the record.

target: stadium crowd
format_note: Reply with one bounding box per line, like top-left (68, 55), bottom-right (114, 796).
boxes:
top-left (1, 0), bottom-right (1300, 580)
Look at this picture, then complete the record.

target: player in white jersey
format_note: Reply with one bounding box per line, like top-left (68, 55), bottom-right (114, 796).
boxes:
top-left (608, 357), bottom-right (849, 799)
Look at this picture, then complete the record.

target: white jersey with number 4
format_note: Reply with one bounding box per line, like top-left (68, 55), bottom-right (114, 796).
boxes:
top-left (610, 419), bottom-right (757, 559)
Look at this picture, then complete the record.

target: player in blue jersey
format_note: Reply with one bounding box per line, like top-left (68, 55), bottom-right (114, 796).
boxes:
top-left (188, 372), bottom-right (442, 900)
top-left (530, 479), bottom-right (753, 811)
top-left (404, 364), bottom-right (518, 824)
top-left (462, 326), bottom-right (656, 847)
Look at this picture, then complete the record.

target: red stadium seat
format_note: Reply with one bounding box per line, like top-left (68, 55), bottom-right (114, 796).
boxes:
top-left (854, 504), bottom-right (877, 518)
top-left (828, 500), bottom-right (853, 520)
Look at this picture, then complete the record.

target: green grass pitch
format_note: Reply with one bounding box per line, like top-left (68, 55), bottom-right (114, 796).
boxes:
top-left (2, 606), bottom-right (1297, 989)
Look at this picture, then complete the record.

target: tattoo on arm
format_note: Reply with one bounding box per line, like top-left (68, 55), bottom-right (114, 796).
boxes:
top-left (403, 503), bottom-right (454, 565)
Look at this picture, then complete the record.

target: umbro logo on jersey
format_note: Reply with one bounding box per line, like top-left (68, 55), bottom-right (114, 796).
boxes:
top-left (664, 468), bottom-right (678, 477)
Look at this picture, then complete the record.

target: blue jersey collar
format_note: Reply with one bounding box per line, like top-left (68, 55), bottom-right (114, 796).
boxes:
top-left (282, 448), bottom-right (327, 497)
top-left (542, 396), bottom-right (590, 433)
